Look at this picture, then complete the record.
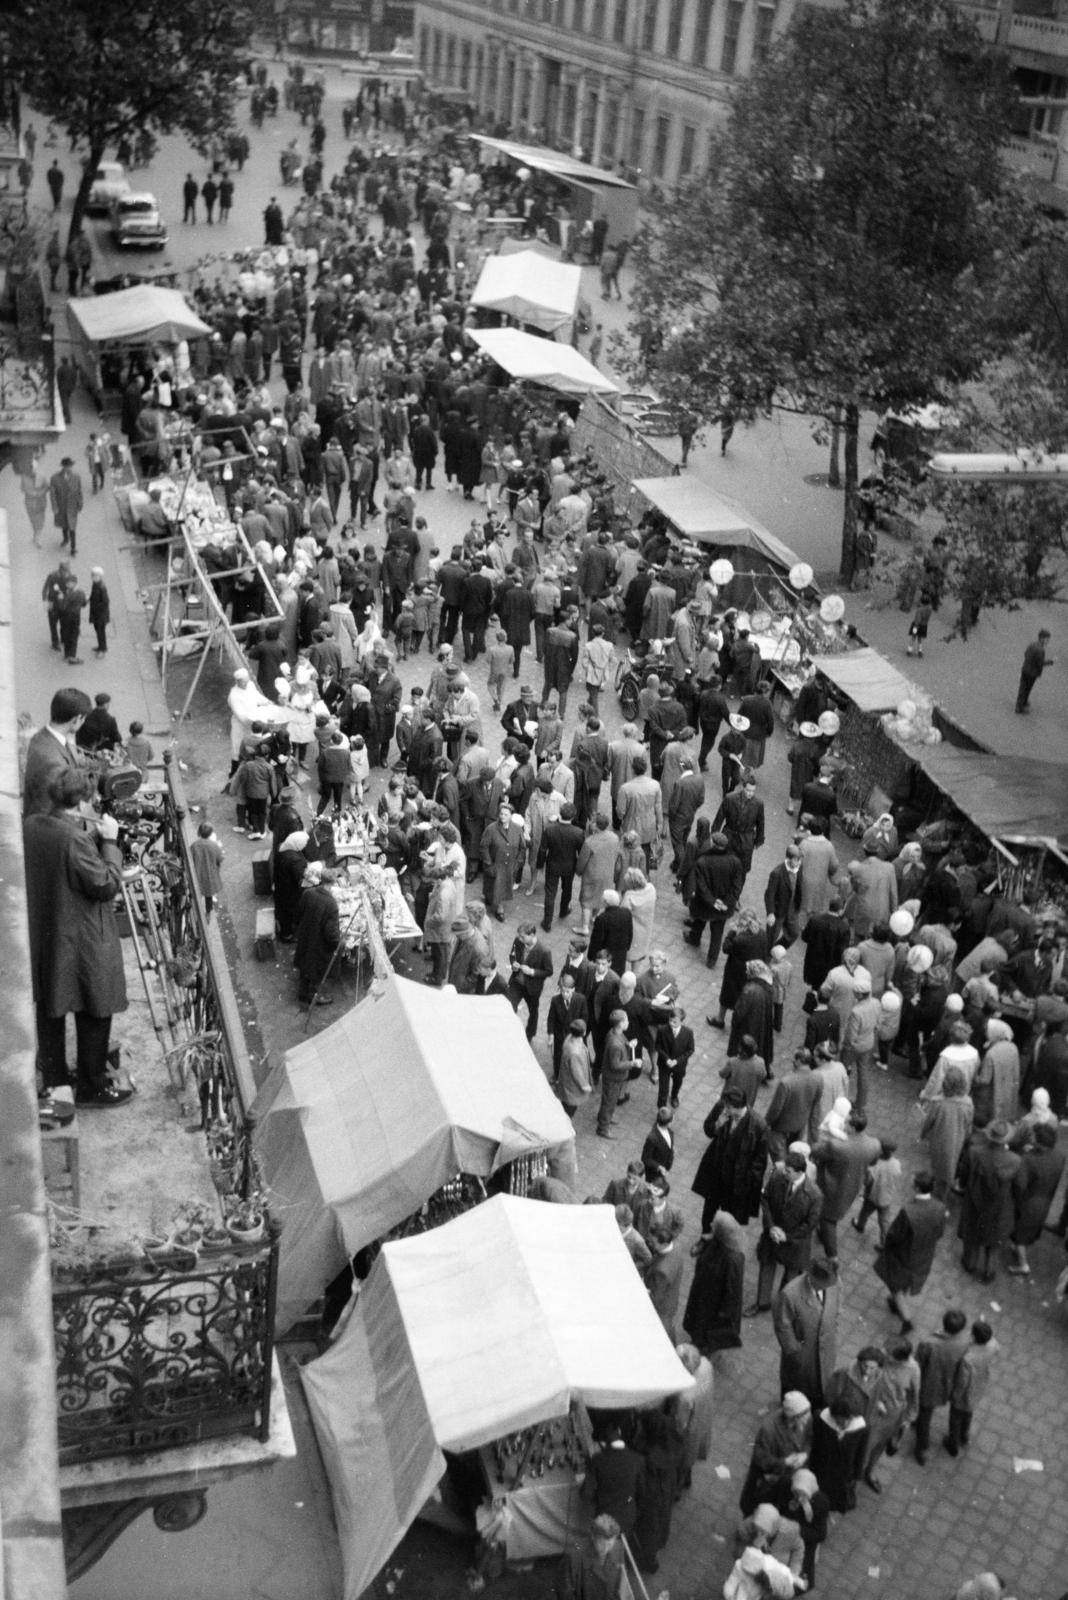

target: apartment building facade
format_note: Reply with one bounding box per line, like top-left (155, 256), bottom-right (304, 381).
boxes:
top-left (412, 0), bottom-right (798, 187)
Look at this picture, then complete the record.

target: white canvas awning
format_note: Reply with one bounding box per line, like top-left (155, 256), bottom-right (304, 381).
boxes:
top-left (470, 250), bottom-right (581, 333)
top-left (302, 1195), bottom-right (692, 1600)
top-left (630, 476), bottom-right (805, 572)
top-left (470, 327), bottom-right (618, 395)
top-left (253, 976), bottom-right (576, 1331)
top-left (67, 285), bottom-right (210, 346)
top-left (812, 646), bottom-right (920, 713)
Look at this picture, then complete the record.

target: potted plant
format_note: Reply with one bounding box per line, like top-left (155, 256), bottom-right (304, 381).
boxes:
top-left (172, 1199), bottom-right (214, 1250)
top-left (226, 1197), bottom-right (266, 1246)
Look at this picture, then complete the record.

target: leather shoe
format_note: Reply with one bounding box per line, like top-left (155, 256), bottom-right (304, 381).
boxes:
top-left (742, 1303), bottom-right (769, 1318)
top-left (914, 1450), bottom-right (928, 1466)
top-left (76, 1084), bottom-right (135, 1108)
top-left (706, 1015), bottom-right (725, 1029)
top-left (864, 1473), bottom-right (882, 1493)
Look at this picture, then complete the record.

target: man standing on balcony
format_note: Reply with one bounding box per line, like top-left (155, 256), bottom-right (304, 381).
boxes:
top-left (23, 767), bottom-right (133, 1107)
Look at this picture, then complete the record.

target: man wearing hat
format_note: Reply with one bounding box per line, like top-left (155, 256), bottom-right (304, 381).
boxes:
top-left (786, 722), bottom-right (824, 814)
top-left (691, 1085), bottom-right (769, 1228)
top-left (719, 713), bottom-right (749, 798)
top-left (959, 1122), bottom-right (1020, 1282)
top-left (49, 456), bottom-right (85, 556)
top-left (739, 1392), bottom-right (813, 1515)
top-left (555, 1512), bottom-right (632, 1600)
top-left (772, 1258), bottom-right (839, 1406)
top-left (367, 649), bottom-right (402, 768)
top-left (501, 683), bottom-right (538, 749)
top-left (445, 914), bottom-right (481, 994)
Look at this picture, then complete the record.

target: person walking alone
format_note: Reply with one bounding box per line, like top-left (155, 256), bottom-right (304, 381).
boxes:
top-left (88, 567), bottom-right (111, 655)
top-left (1015, 628), bottom-right (1053, 714)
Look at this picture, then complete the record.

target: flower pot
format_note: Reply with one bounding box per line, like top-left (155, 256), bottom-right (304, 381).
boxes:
top-left (200, 1228), bottom-right (233, 1256)
top-left (227, 1216), bottom-right (265, 1246)
top-left (143, 1235), bottom-right (173, 1263)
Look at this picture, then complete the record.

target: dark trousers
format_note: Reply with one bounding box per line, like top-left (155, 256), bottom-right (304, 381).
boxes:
top-left (755, 1255), bottom-right (800, 1309)
top-left (440, 603), bottom-right (462, 645)
top-left (1015, 671), bottom-right (1039, 712)
top-left (597, 1070), bottom-right (627, 1134)
top-left (656, 1059), bottom-right (687, 1107)
top-left (816, 1215), bottom-right (840, 1259)
top-left (947, 1406), bottom-right (972, 1450)
top-left (94, 621), bottom-right (107, 652)
top-left (60, 618), bottom-right (80, 659)
top-left (462, 617), bottom-right (488, 660)
top-left (914, 1405), bottom-right (938, 1456)
top-left (368, 713), bottom-right (396, 767)
top-left (698, 726), bottom-right (721, 770)
top-left (317, 782), bottom-right (344, 815)
top-left (246, 797), bottom-right (268, 833)
top-left (534, 614), bottom-right (552, 661)
top-left (507, 980), bottom-right (541, 1039)
top-left (48, 606), bottom-right (62, 648)
top-left (543, 869), bottom-right (575, 925)
top-left (686, 915), bottom-right (727, 967)
top-left (511, 642), bottom-right (524, 676)
top-left (36, 1006), bottom-right (113, 1094)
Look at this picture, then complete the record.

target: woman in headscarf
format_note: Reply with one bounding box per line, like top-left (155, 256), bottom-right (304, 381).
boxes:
top-left (971, 1018), bottom-right (1019, 1128)
top-left (1012, 1086), bottom-right (1058, 1140)
top-left (274, 830), bottom-right (310, 943)
top-left (771, 1468), bottom-right (829, 1590)
top-left (894, 841), bottom-right (926, 900)
top-left (683, 1209), bottom-right (746, 1355)
top-left (729, 958), bottom-right (776, 1069)
top-left (921, 1064), bottom-right (974, 1201)
top-left (673, 1343), bottom-right (715, 1487)
top-left (709, 907), bottom-right (770, 1032)
top-left (1009, 1122), bottom-right (1065, 1276)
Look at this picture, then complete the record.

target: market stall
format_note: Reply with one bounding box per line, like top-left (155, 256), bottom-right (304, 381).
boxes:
top-left (470, 136), bottom-right (639, 247)
top-left (67, 286), bottom-right (209, 416)
top-left (301, 1194), bottom-right (693, 1600)
top-left (469, 326), bottom-right (618, 395)
top-left (253, 976), bottom-right (577, 1332)
top-left (470, 248), bottom-right (582, 335)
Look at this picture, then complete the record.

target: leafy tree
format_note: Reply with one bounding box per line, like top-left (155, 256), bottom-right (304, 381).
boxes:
top-left (624, 0), bottom-right (1021, 583)
top-left (2, 0), bottom-right (264, 246)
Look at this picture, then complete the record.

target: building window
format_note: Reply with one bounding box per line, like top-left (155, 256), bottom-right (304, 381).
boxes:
top-left (692, 0), bottom-right (713, 67)
top-left (666, 0), bottom-right (686, 57)
top-left (487, 49), bottom-right (499, 103)
top-left (754, 2), bottom-right (776, 63)
top-left (641, 1), bottom-right (657, 51)
top-left (460, 39), bottom-right (471, 89)
top-left (445, 35), bottom-right (456, 85)
top-left (653, 113), bottom-right (671, 178)
top-left (431, 29), bottom-right (442, 80)
top-left (679, 122), bottom-right (696, 179)
top-left (418, 23), bottom-right (428, 67)
top-left (590, 0), bottom-right (606, 35)
top-left (629, 105), bottom-right (645, 169)
top-left (1012, 67), bottom-right (1067, 140)
top-left (721, 0), bottom-right (745, 75)
top-left (613, 1), bottom-right (628, 46)
top-left (603, 97), bottom-right (620, 163)
top-left (574, 0), bottom-right (586, 28)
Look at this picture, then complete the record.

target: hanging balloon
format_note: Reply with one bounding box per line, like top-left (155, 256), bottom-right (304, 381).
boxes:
top-left (819, 594), bottom-right (846, 623)
top-left (736, 612), bottom-right (752, 633)
top-left (789, 562), bottom-right (814, 590)
top-left (818, 710), bottom-right (840, 736)
top-left (897, 699), bottom-right (917, 722)
top-left (750, 610), bottom-right (772, 634)
top-left (516, 167), bottom-right (531, 181)
top-left (710, 558), bottom-right (735, 586)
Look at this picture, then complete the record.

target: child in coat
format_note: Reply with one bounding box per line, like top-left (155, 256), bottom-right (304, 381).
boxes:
top-left (852, 1138), bottom-right (902, 1245)
top-left (190, 821), bottom-right (224, 915)
top-left (770, 944), bottom-right (794, 1034)
top-left (486, 629), bottom-right (512, 712)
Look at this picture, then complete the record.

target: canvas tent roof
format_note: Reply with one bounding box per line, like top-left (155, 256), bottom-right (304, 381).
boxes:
top-left (470, 249), bottom-right (581, 333)
top-left (630, 476), bottom-right (805, 572)
top-left (811, 647), bottom-right (920, 714)
top-left (470, 327), bottom-right (617, 395)
top-left (470, 135), bottom-right (638, 190)
top-left (302, 1195), bottom-right (693, 1600)
top-left (910, 746), bottom-right (1068, 859)
top-left (67, 285), bottom-right (210, 345)
top-left (253, 975), bottom-right (575, 1331)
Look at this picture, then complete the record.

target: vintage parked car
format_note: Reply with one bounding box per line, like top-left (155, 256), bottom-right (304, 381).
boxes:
top-left (109, 192), bottom-right (168, 250)
top-left (87, 161), bottom-right (131, 214)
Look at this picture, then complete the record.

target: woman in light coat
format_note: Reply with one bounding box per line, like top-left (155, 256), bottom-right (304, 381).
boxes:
top-left (621, 866), bottom-right (657, 968)
top-left (920, 1065), bottom-right (974, 1200)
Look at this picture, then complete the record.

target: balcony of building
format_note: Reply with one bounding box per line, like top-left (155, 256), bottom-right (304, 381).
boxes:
top-left (28, 751), bottom-right (295, 1580)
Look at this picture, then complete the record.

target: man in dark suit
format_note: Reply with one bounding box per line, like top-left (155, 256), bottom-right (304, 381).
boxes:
top-left (500, 683), bottom-right (538, 749)
top-left (559, 935), bottom-right (593, 998)
top-left (765, 844), bottom-right (804, 947)
top-left (546, 971), bottom-right (589, 1080)
top-left (641, 1105), bottom-right (676, 1179)
top-left (294, 867), bottom-right (341, 1005)
top-left (588, 890), bottom-right (633, 976)
top-left (587, 949), bottom-right (621, 1075)
top-left (874, 1172), bottom-right (947, 1334)
top-left (714, 773), bottom-right (766, 879)
top-left (507, 922), bottom-right (553, 1039)
top-left (799, 771), bottom-right (837, 836)
top-left (473, 958), bottom-right (511, 999)
top-left (22, 687), bottom-right (90, 818)
top-left (654, 1006), bottom-right (696, 1109)
top-left (538, 802), bottom-right (585, 931)
top-left (582, 1427), bottom-right (644, 1538)
top-left (49, 456), bottom-right (84, 555)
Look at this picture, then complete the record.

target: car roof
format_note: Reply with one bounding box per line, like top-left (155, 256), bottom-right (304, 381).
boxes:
top-left (95, 162), bottom-right (126, 177)
top-left (116, 192), bottom-right (159, 206)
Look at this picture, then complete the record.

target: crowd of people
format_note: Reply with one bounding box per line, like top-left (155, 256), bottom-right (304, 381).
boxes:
top-left (24, 61), bottom-right (1066, 1600)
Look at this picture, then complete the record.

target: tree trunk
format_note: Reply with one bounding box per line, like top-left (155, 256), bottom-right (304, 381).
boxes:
top-left (839, 401), bottom-right (859, 584)
top-left (828, 403), bottom-right (842, 489)
top-left (67, 147), bottom-right (102, 256)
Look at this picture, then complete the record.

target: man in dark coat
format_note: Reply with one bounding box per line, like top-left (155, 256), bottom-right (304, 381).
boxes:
top-left (507, 923), bottom-right (554, 1039)
top-left (913, 1308), bottom-right (969, 1464)
top-left (542, 611), bottom-right (580, 718)
top-left (499, 572), bottom-right (536, 677)
top-left (23, 768), bottom-right (133, 1105)
top-left (691, 1087), bottom-right (769, 1229)
top-left (589, 891), bottom-right (633, 977)
top-left (49, 457), bottom-right (84, 555)
top-left (764, 845), bottom-right (804, 947)
top-left (715, 774), bottom-right (766, 879)
top-left (582, 1430), bottom-right (644, 1538)
top-left (801, 899), bottom-right (849, 992)
top-left (547, 972), bottom-right (590, 1080)
top-left (765, 1049), bottom-right (822, 1154)
top-left (367, 650), bottom-right (402, 767)
top-left (539, 803), bottom-right (586, 930)
top-left (696, 678), bottom-right (731, 771)
top-left (685, 832), bottom-right (744, 969)
top-left (751, 1151), bottom-right (824, 1312)
top-left (874, 1172), bottom-right (946, 1332)
top-left (22, 687), bottom-right (90, 818)
top-left (88, 568), bottom-right (111, 655)
top-left (294, 868), bottom-right (341, 1004)
top-left (729, 960), bottom-right (776, 1071)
